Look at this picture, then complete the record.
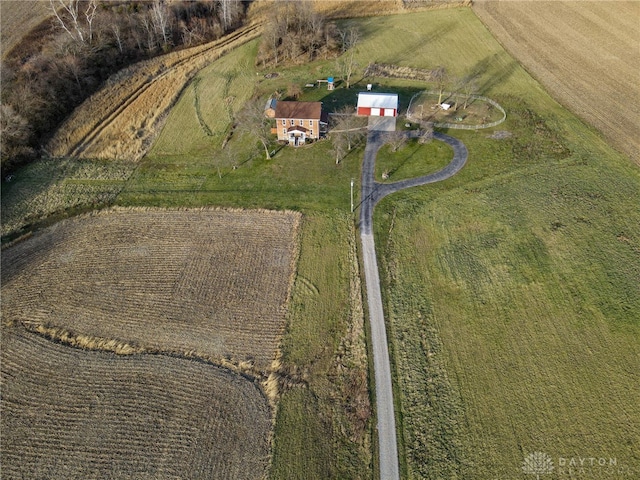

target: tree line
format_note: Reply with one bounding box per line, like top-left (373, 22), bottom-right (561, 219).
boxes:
top-left (256, 1), bottom-right (342, 67)
top-left (1, 0), bottom-right (246, 175)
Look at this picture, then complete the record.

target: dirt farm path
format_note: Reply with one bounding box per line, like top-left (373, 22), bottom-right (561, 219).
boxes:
top-left (359, 125), bottom-right (468, 480)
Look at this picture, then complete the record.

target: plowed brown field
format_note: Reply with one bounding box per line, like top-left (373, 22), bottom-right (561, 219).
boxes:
top-left (474, 1), bottom-right (640, 164)
top-left (1, 208), bottom-right (301, 371)
top-left (1, 325), bottom-right (271, 480)
top-left (0, 0), bottom-right (49, 57)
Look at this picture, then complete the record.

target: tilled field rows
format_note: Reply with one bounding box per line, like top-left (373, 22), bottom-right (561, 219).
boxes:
top-left (473, 1), bottom-right (640, 163)
top-left (46, 23), bottom-right (262, 161)
top-left (1, 326), bottom-right (270, 479)
top-left (1, 208), bottom-right (301, 371)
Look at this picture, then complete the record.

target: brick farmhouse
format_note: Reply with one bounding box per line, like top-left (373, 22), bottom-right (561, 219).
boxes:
top-left (274, 101), bottom-right (328, 146)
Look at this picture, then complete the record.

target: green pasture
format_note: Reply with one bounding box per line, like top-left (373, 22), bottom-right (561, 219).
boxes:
top-left (375, 139), bottom-right (453, 182)
top-left (3, 5), bottom-right (639, 480)
top-left (375, 156), bottom-right (640, 478)
top-left (1, 158), bottom-right (135, 241)
top-left (358, 7), bottom-right (640, 480)
top-left (271, 214), bottom-right (372, 479)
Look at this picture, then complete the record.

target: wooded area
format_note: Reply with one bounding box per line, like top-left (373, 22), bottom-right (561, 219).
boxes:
top-left (1, 0), bottom-right (246, 175)
top-left (256, 1), bottom-right (342, 67)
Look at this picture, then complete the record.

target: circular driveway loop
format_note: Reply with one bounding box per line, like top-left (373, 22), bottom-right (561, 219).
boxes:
top-left (358, 127), bottom-right (468, 480)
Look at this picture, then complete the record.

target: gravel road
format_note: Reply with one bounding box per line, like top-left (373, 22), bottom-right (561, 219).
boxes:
top-left (359, 125), bottom-right (468, 479)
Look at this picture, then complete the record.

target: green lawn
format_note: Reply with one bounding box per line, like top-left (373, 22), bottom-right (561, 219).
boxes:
top-left (375, 139), bottom-right (453, 182)
top-left (361, 7), bottom-right (640, 480)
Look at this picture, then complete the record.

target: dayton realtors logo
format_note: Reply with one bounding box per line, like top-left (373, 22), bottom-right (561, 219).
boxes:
top-left (522, 452), bottom-right (633, 477)
top-left (522, 452), bottom-right (554, 479)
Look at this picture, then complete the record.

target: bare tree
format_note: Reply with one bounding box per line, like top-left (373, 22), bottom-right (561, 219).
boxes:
top-left (418, 121), bottom-right (434, 144)
top-left (332, 106), bottom-right (365, 151)
top-left (110, 22), bottom-right (124, 53)
top-left (84, 0), bottom-right (98, 44)
top-left (0, 105), bottom-right (33, 168)
top-left (49, 0), bottom-right (85, 43)
top-left (330, 130), bottom-right (348, 165)
top-left (212, 143), bottom-right (237, 179)
top-left (385, 130), bottom-right (407, 152)
top-left (461, 76), bottom-right (478, 110)
top-left (338, 25), bottom-right (359, 53)
top-left (432, 66), bottom-right (448, 104)
top-left (236, 98), bottom-right (274, 160)
top-left (262, 8), bottom-right (285, 65)
top-left (218, 0), bottom-right (240, 31)
top-left (151, 0), bottom-right (171, 48)
top-left (140, 12), bottom-right (157, 52)
top-left (337, 27), bottom-right (359, 88)
top-left (286, 83), bottom-right (302, 100)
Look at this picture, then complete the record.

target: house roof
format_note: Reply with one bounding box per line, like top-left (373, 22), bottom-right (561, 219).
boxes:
top-left (275, 101), bottom-right (322, 120)
top-left (265, 98), bottom-right (277, 110)
top-left (357, 92), bottom-right (398, 110)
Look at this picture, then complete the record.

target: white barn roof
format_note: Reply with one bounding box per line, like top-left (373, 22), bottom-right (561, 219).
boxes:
top-left (357, 92), bottom-right (398, 109)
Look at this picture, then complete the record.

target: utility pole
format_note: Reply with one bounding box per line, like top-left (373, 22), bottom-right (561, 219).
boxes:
top-left (350, 178), bottom-right (354, 213)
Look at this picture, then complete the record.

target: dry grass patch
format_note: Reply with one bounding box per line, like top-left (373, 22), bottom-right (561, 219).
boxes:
top-left (1, 207), bottom-right (301, 372)
top-left (46, 23), bottom-right (261, 161)
top-left (1, 325), bottom-right (271, 480)
top-left (473, 1), bottom-right (640, 164)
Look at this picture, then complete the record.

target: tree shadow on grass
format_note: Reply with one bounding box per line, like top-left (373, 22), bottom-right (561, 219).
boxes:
top-left (466, 52), bottom-right (518, 96)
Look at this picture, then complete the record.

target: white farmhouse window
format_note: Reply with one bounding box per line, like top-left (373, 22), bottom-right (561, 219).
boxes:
top-left (290, 119), bottom-right (294, 126)
top-left (299, 119), bottom-right (303, 126)
top-left (309, 120), bottom-right (314, 127)
top-left (283, 128), bottom-right (286, 135)
top-left (281, 119), bottom-right (286, 125)
top-left (310, 129), bottom-right (314, 137)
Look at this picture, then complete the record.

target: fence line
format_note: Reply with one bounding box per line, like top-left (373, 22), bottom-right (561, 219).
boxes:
top-left (406, 91), bottom-right (506, 130)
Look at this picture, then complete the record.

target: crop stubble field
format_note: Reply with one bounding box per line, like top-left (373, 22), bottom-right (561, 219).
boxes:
top-left (473, 1), bottom-right (640, 164)
top-left (2, 207), bottom-right (301, 478)
top-left (1, 326), bottom-right (270, 480)
top-left (2, 208), bottom-right (300, 371)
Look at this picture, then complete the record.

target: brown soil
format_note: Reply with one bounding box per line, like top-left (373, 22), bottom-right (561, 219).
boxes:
top-left (473, 1), bottom-right (640, 164)
top-left (1, 325), bottom-right (271, 480)
top-left (1, 207), bottom-right (301, 372)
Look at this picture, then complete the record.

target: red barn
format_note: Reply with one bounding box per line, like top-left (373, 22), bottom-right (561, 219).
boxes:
top-left (357, 92), bottom-right (398, 117)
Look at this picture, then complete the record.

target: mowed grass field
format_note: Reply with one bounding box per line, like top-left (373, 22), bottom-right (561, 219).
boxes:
top-left (473, 0), bottom-right (640, 164)
top-left (353, 7), bottom-right (640, 479)
top-left (1, 326), bottom-right (270, 479)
